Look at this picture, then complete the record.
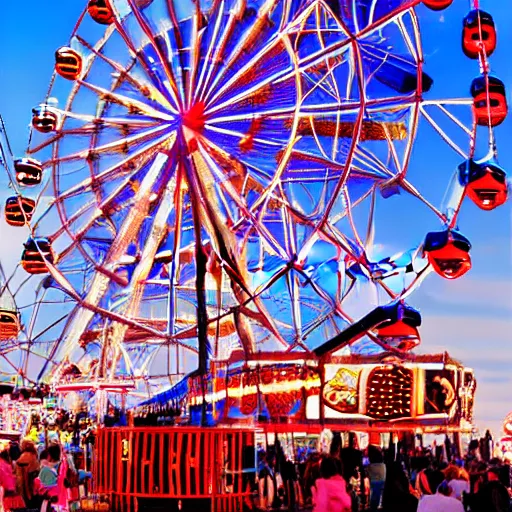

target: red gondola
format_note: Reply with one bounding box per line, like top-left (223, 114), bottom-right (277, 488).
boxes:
top-left (32, 105), bottom-right (60, 133)
top-left (0, 310), bottom-right (20, 340)
top-left (470, 75), bottom-right (507, 127)
top-left (14, 158), bottom-right (42, 186)
top-left (4, 196), bottom-right (36, 226)
top-left (459, 159), bottom-right (507, 210)
top-left (422, 0), bottom-right (453, 11)
top-left (21, 237), bottom-right (55, 275)
top-left (462, 10), bottom-right (497, 59)
top-left (55, 47), bottom-right (83, 81)
top-left (87, 0), bottom-right (114, 25)
top-left (424, 230), bottom-right (471, 280)
top-left (374, 302), bottom-right (421, 352)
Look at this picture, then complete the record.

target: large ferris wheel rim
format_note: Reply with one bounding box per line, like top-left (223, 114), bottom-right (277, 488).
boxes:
top-left (0, 0), bottom-right (503, 388)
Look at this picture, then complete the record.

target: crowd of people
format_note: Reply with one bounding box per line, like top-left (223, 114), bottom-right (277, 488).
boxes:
top-left (0, 439), bottom-right (90, 512)
top-left (254, 434), bottom-right (512, 512)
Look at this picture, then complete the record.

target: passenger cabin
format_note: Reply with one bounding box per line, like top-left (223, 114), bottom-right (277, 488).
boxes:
top-left (4, 196), bottom-right (36, 227)
top-left (87, 0), bottom-right (114, 25)
top-left (424, 230), bottom-right (472, 280)
top-left (21, 238), bottom-right (55, 275)
top-left (14, 158), bottom-right (42, 187)
top-left (55, 47), bottom-right (83, 81)
top-left (463, 10), bottom-right (497, 59)
top-left (471, 75), bottom-right (508, 127)
top-left (0, 310), bottom-right (20, 340)
top-left (459, 158), bottom-right (507, 210)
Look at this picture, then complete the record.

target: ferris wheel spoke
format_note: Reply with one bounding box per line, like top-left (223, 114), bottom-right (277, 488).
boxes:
top-left (192, 0), bottom-right (225, 105)
top-left (206, 33), bottom-right (293, 113)
top-left (196, 141), bottom-right (290, 260)
top-left (47, 124), bottom-right (171, 168)
top-left (28, 118), bottom-right (162, 156)
top-left (74, 34), bottom-right (176, 113)
top-left (77, 36), bottom-right (178, 115)
top-left (202, 0), bottom-right (287, 106)
top-left (124, 0), bottom-right (183, 109)
top-left (46, 148), bottom-right (176, 361)
top-left (420, 110), bottom-right (467, 160)
top-left (185, 145), bottom-right (292, 349)
top-left (182, 150), bottom-right (292, 353)
top-left (102, 173), bottom-right (178, 353)
top-left (77, 79), bottom-right (176, 122)
top-left (54, 129), bottom-right (175, 202)
top-left (195, 1), bottom-right (242, 104)
top-left (107, 5), bottom-right (180, 109)
top-left (310, 40), bottom-right (366, 233)
top-left (53, 158), bottom-right (172, 265)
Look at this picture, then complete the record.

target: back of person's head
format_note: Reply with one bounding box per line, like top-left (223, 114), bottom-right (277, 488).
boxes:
top-left (437, 480), bottom-right (452, 497)
top-left (487, 467), bottom-right (500, 481)
top-left (47, 444), bottom-right (61, 463)
top-left (385, 461), bottom-right (409, 494)
top-left (9, 442), bottom-right (21, 462)
top-left (21, 440), bottom-right (37, 455)
top-left (426, 469), bottom-right (445, 495)
top-left (444, 464), bottom-right (460, 482)
top-left (0, 450), bottom-right (11, 463)
top-left (39, 449), bottom-right (48, 461)
top-left (320, 455), bottom-right (340, 479)
top-left (368, 445), bottom-right (384, 464)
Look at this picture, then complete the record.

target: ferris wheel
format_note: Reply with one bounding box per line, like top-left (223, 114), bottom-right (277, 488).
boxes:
top-left (0, 0), bottom-right (507, 397)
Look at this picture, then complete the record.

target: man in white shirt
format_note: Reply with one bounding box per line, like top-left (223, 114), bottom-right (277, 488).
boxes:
top-left (417, 480), bottom-right (465, 512)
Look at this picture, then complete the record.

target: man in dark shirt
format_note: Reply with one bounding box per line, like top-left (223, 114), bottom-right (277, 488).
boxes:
top-left (474, 467), bottom-right (511, 512)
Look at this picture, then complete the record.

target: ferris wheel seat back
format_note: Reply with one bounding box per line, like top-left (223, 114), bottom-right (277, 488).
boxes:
top-left (21, 237), bottom-right (54, 275)
top-left (4, 196), bottom-right (36, 227)
top-left (360, 43), bottom-right (433, 95)
top-left (462, 10), bottom-right (497, 59)
top-left (87, 0), bottom-right (114, 25)
top-left (423, 230), bottom-right (471, 280)
top-left (55, 47), bottom-right (83, 81)
top-left (458, 158), bottom-right (508, 211)
top-left (31, 105), bottom-right (60, 134)
top-left (470, 75), bottom-right (508, 127)
top-left (0, 310), bottom-right (20, 341)
top-left (14, 158), bottom-right (42, 187)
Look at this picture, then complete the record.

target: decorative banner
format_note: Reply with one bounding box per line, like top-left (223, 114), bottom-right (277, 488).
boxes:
top-left (424, 369), bottom-right (457, 416)
top-left (366, 366), bottom-right (413, 420)
top-left (323, 366), bottom-right (360, 414)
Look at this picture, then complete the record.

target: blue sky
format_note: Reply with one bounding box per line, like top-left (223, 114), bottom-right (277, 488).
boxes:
top-left (0, 1), bottom-right (510, 436)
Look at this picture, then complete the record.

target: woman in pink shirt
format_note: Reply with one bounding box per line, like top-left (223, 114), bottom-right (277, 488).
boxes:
top-left (0, 450), bottom-right (25, 511)
top-left (312, 456), bottom-right (352, 512)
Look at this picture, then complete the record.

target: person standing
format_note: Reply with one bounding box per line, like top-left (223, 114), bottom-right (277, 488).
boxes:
top-left (444, 465), bottom-right (470, 502)
top-left (417, 479), bottom-right (464, 512)
top-left (311, 456), bottom-right (352, 512)
top-left (367, 445), bottom-right (386, 512)
top-left (0, 450), bottom-right (25, 511)
top-left (472, 467), bottom-right (510, 512)
top-left (15, 440), bottom-right (40, 508)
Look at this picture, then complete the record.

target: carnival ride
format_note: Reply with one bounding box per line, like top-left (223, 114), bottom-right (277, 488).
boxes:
top-left (0, 0), bottom-right (506, 433)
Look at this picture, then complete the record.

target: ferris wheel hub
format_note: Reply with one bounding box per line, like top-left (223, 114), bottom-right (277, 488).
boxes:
top-left (181, 102), bottom-right (207, 132)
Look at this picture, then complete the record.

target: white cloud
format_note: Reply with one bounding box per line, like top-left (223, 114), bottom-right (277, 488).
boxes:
top-left (419, 276), bottom-right (512, 312)
top-left (418, 313), bottom-right (512, 437)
